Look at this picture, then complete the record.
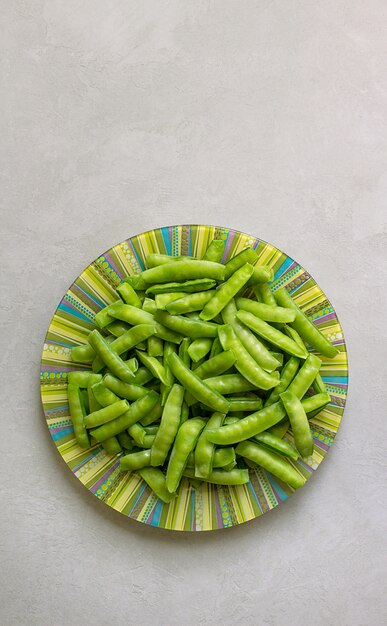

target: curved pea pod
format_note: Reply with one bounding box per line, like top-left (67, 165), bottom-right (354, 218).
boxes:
top-left (280, 390), bottom-right (314, 457)
top-left (88, 330), bottom-right (136, 382)
top-left (101, 437), bottom-right (122, 455)
top-left (140, 259), bottom-right (225, 284)
top-left (84, 399), bottom-right (130, 428)
top-left (264, 357), bottom-right (300, 407)
top-left (221, 300), bottom-right (280, 373)
top-left (274, 288), bottom-right (339, 358)
top-left (282, 325), bottom-right (309, 358)
top-left (67, 383), bottom-right (90, 449)
top-left (188, 337), bottom-right (213, 362)
top-left (116, 282), bottom-right (142, 308)
top-left (218, 324), bottom-right (280, 390)
top-left (194, 413), bottom-right (224, 479)
top-left (106, 303), bottom-right (182, 344)
top-left (235, 298), bottom-right (296, 323)
top-left (146, 278), bottom-right (217, 295)
top-left (166, 418), bottom-right (207, 493)
top-left (67, 371), bottom-right (102, 388)
top-left (103, 373), bottom-right (148, 401)
top-left (168, 353), bottom-right (230, 413)
top-left (145, 253), bottom-right (195, 268)
top-left (137, 467), bottom-right (176, 503)
top-left (90, 391), bottom-right (159, 441)
top-left (199, 263), bottom-right (254, 321)
top-left (224, 248), bottom-right (259, 279)
top-left (150, 384), bottom-right (185, 466)
top-left (236, 441), bottom-right (305, 489)
top-left (183, 467), bottom-right (249, 486)
top-left (253, 431), bottom-right (299, 461)
top-left (120, 449), bottom-right (151, 471)
top-left (154, 310), bottom-right (219, 339)
top-left (136, 350), bottom-right (169, 386)
top-left (286, 353), bottom-right (322, 399)
top-left (91, 324), bottom-right (156, 373)
top-left (236, 311), bottom-right (308, 359)
top-left (203, 239), bottom-right (225, 262)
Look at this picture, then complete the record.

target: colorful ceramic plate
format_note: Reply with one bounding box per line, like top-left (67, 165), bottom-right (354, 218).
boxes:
top-left (40, 225), bottom-right (348, 531)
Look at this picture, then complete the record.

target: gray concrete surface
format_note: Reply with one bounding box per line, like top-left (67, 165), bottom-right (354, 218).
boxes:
top-left (1, 2), bottom-right (387, 625)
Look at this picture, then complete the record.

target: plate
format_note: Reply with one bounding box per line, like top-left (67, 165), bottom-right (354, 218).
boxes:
top-left (40, 224), bottom-right (348, 531)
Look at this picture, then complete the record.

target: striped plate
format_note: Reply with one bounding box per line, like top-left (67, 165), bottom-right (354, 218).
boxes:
top-left (40, 224), bottom-right (348, 531)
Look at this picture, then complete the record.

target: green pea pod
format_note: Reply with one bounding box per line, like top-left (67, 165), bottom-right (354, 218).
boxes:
top-left (67, 371), bottom-right (102, 388)
top-left (236, 441), bottom-right (304, 489)
top-left (247, 265), bottom-right (274, 285)
top-left (268, 420), bottom-right (290, 439)
top-left (117, 431), bottom-right (133, 451)
top-left (71, 343), bottom-right (96, 364)
top-left (136, 350), bottom-right (169, 386)
top-left (168, 353), bottom-right (230, 413)
top-left (84, 399), bottom-right (130, 428)
top-left (188, 338), bottom-right (213, 362)
top-left (105, 320), bottom-right (132, 337)
top-left (186, 447), bottom-right (236, 470)
top-left (140, 259), bottom-right (225, 285)
top-left (203, 239), bottom-right (225, 262)
top-left (145, 253), bottom-right (195, 268)
top-left (253, 282), bottom-right (276, 305)
top-left (94, 299), bottom-right (121, 328)
top-left (146, 278), bottom-right (217, 295)
top-left (88, 330), bottom-right (136, 382)
top-left (128, 422), bottom-right (148, 446)
top-left (280, 390), bottom-right (314, 457)
top-left (103, 373), bottom-right (149, 401)
top-left (264, 357), bottom-right (300, 407)
top-left (253, 431), bottom-right (299, 461)
top-left (140, 396), bottom-right (163, 426)
top-left (286, 354), bottom-right (322, 399)
top-left (90, 391), bottom-right (159, 441)
top-left (183, 467), bottom-right (249, 486)
top-left (224, 248), bottom-right (259, 279)
top-left (150, 384), bottom-right (185, 466)
top-left (236, 310), bottom-right (308, 359)
top-left (120, 449), bottom-right (151, 471)
top-left (117, 282), bottom-right (142, 308)
top-left (200, 264), bottom-right (254, 321)
top-left (106, 303), bottom-right (182, 344)
top-left (101, 437), bottom-right (122, 455)
top-left (67, 383), bottom-right (90, 449)
top-left (155, 310), bottom-right (219, 339)
top-left (155, 293), bottom-right (183, 310)
top-left (274, 288), bottom-right (339, 358)
top-left (209, 336), bottom-right (223, 358)
top-left (194, 413), bottom-right (225, 479)
top-left (227, 396), bottom-right (263, 412)
top-left (218, 324), bottom-right (280, 390)
top-left (166, 418), bottom-right (207, 492)
top-left (132, 367), bottom-right (154, 385)
top-left (91, 381), bottom-right (120, 406)
top-left (138, 467), bottom-right (176, 503)
top-left (92, 324), bottom-right (157, 372)
top-left (312, 372), bottom-right (327, 395)
top-left (202, 373), bottom-right (257, 396)
top-left (235, 298), bottom-right (296, 323)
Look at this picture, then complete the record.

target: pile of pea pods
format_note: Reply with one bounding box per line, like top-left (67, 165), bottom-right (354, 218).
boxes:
top-left (68, 240), bottom-right (338, 502)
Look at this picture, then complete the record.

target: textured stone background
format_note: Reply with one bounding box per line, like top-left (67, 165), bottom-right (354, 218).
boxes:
top-left (1, 2), bottom-right (386, 625)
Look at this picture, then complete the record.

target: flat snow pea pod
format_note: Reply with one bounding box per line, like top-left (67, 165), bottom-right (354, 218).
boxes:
top-left (221, 300), bottom-right (280, 373)
top-left (92, 324), bottom-right (156, 372)
top-left (117, 282), bottom-right (142, 308)
top-left (147, 335), bottom-right (164, 357)
top-left (200, 264), bottom-right (254, 321)
top-left (195, 350), bottom-right (236, 380)
top-left (168, 353), bottom-right (230, 413)
top-left (274, 287), bottom-right (339, 358)
top-left (280, 390), bottom-right (314, 457)
top-left (145, 253), bottom-right (195, 268)
top-left (71, 343), bottom-right (96, 364)
top-left (67, 383), bottom-right (90, 449)
top-left (210, 336), bottom-right (222, 358)
top-left (227, 396), bottom-right (263, 412)
top-left (286, 353), bottom-right (322, 399)
top-left (101, 437), bottom-right (122, 455)
top-left (188, 337), bottom-right (213, 362)
top-left (224, 248), bottom-right (259, 279)
top-left (218, 324), bottom-right (280, 390)
top-left (150, 384), bottom-right (185, 466)
top-left (166, 418), bottom-right (207, 492)
top-left (202, 373), bottom-right (257, 396)
top-left (264, 357), bottom-right (300, 407)
top-left (103, 374), bottom-right (148, 401)
top-left (136, 350), bottom-right (169, 386)
top-left (236, 310), bottom-right (308, 359)
top-left (235, 298), bottom-right (296, 323)
top-left (146, 278), bottom-right (217, 295)
top-left (84, 399), bottom-right (130, 428)
top-left (137, 467), bottom-right (176, 503)
top-left (120, 449), bottom-right (151, 471)
top-left (194, 413), bottom-right (224, 479)
top-left (166, 291), bottom-right (215, 315)
top-left (203, 239), bottom-right (225, 262)
top-left (247, 265), bottom-right (274, 285)
top-left (90, 391), bottom-right (159, 441)
top-left (312, 372), bottom-right (327, 395)
top-left (140, 396), bottom-right (163, 426)
top-left (183, 467), bottom-right (249, 486)
top-left (106, 303), bottom-right (182, 344)
top-left (94, 300), bottom-right (121, 329)
top-left (117, 431), bottom-right (133, 451)
top-left (253, 282), bottom-right (276, 305)
top-left (139, 259), bottom-right (225, 284)
top-left (88, 330), bottom-right (135, 383)
top-left (253, 431), bottom-right (299, 461)
top-left (155, 293), bottom-right (183, 310)
top-left (91, 381), bottom-right (120, 406)
top-left (105, 320), bottom-right (131, 337)
top-left (67, 371), bottom-right (102, 388)
top-left (154, 310), bottom-right (219, 339)
top-left (236, 441), bottom-right (305, 489)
